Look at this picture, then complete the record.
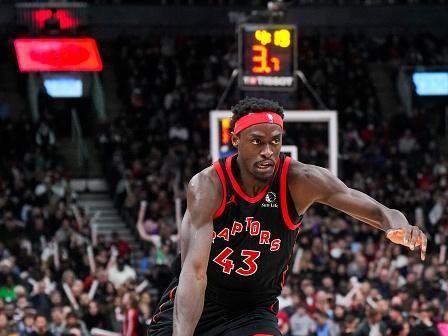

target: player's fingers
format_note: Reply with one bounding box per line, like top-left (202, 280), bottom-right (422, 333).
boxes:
top-left (421, 233), bottom-right (428, 261)
top-left (409, 226), bottom-right (419, 250)
top-left (403, 228), bottom-right (411, 247)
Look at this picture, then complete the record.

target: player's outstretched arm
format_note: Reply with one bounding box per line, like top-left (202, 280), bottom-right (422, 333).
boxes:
top-left (288, 161), bottom-right (427, 261)
top-left (173, 167), bottom-right (222, 336)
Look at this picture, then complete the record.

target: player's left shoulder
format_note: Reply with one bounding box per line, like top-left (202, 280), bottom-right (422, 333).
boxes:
top-left (286, 159), bottom-right (333, 188)
top-left (286, 159), bottom-right (314, 183)
top-left (284, 159), bottom-right (324, 214)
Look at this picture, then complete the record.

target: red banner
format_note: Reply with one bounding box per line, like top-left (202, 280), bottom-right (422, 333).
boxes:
top-left (14, 38), bottom-right (103, 72)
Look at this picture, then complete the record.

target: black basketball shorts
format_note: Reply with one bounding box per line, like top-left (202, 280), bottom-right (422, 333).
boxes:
top-left (147, 279), bottom-right (281, 336)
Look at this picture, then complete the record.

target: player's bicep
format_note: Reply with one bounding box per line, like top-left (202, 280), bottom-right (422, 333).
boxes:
top-left (181, 211), bottom-right (213, 276)
top-left (180, 170), bottom-right (222, 275)
top-left (290, 163), bottom-right (347, 211)
top-left (291, 163), bottom-right (384, 221)
top-left (306, 166), bottom-right (385, 222)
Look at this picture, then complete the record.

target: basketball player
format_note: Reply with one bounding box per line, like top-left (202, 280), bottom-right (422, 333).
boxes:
top-left (148, 97), bottom-right (427, 336)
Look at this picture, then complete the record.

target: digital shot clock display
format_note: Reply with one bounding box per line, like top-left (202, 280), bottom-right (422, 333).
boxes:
top-left (239, 24), bottom-right (297, 91)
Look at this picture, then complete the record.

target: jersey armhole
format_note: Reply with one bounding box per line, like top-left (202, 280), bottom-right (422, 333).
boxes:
top-left (280, 156), bottom-right (302, 230)
top-left (212, 161), bottom-right (227, 219)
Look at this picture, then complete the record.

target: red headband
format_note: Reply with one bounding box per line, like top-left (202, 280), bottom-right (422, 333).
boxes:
top-left (234, 112), bottom-right (283, 134)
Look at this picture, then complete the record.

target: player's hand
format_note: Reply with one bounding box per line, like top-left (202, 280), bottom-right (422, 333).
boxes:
top-left (386, 226), bottom-right (427, 261)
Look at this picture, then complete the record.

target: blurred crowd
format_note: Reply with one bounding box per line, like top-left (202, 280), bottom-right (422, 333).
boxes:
top-left (0, 31), bottom-right (447, 336)
top-left (0, 118), bottom-right (161, 336)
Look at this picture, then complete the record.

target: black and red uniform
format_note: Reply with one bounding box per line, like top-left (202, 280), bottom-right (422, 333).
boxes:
top-left (148, 154), bottom-right (302, 336)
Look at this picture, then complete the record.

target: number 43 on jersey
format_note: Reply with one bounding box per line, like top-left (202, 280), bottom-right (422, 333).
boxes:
top-left (213, 247), bottom-right (260, 276)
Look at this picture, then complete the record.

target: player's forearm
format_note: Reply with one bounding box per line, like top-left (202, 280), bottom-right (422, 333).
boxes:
top-left (340, 189), bottom-right (406, 232)
top-left (173, 269), bottom-right (207, 336)
top-left (379, 208), bottom-right (409, 231)
top-left (351, 205), bottom-right (406, 232)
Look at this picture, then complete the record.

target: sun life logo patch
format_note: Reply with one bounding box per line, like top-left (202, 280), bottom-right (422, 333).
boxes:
top-left (265, 191), bottom-right (276, 203)
top-left (262, 191), bottom-right (278, 208)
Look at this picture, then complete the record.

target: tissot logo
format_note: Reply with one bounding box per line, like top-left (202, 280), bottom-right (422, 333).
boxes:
top-left (262, 192), bottom-right (278, 208)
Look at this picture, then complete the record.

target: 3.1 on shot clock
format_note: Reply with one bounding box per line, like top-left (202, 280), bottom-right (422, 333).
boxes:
top-left (239, 24), bottom-right (297, 91)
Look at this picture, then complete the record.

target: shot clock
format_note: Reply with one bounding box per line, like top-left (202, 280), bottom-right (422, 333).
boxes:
top-left (239, 24), bottom-right (297, 91)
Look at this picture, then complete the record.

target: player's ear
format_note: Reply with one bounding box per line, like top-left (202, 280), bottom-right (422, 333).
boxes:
top-left (231, 133), bottom-right (239, 148)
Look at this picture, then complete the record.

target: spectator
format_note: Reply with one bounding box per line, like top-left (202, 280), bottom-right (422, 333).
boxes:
top-left (386, 304), bottom-right (406, 335)
top-left (30, 282), bottom-right (52, 319)
top-left (289, 303), bottom-right (317, 336)
top-left (353, 307), bottom-right (387, 336)
top-left (83, 300), bottom-right (111, 331)
top-left (278, 285), bottom-right (294, 310)
top-left (107, 257), bottom-right (137, 289)
top-left (341, 314), bottom-right (359, 335)
top-left (314, 309), bottom-right (340, 336)
top-left (19, 312), bottom-right (35, 336)
top-left (111, 232), bottom-right (131, 259)
top-left (31, 315), bottom-right (53, 336)
top-left (409, 305), bottom-right (439, 336)
top-left (122, 292), bottom-right (139, 336)
top-left (277, 310), bottom-right (290, 336)
top-left (48, 308), bottom-right (65, 336)
top-left (0, 311), bottom-right (15, 336)
top-left (64, 312), bottom-right (89, 336)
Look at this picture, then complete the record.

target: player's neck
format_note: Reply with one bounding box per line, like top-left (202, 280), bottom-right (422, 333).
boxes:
top-left (235, 156), bottom-right (269, 197)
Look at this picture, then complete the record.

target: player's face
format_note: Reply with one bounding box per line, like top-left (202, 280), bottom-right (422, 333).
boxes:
top-left (233, 123), bottom-right (282, 181)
